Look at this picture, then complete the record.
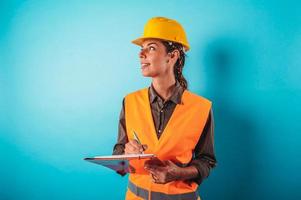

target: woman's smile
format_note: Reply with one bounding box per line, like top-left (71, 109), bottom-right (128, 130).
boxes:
top-left (141, 63), bottom-right (150, 69)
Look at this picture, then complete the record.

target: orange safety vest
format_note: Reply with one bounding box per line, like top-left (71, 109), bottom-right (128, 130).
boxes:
top-left (124, 88), bottom-right (211, 200)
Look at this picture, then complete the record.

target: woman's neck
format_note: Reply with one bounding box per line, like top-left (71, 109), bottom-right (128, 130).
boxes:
top-left (152, 77), bottom-right (176, 101)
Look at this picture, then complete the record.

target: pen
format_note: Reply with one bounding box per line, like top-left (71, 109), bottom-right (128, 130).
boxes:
top-left (133, 131), bottom-right (144, 154)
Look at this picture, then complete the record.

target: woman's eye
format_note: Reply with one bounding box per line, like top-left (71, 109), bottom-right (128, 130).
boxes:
top-left (149, 46), bottom-right (155, 51)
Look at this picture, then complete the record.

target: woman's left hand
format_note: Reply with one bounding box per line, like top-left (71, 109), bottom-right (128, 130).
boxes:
top-left (144, 159), bottom-right (182, 184)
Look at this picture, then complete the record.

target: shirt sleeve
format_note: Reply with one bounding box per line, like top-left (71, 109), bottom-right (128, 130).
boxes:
top-left (112, 98), bottom-right (128, 155)
top-left (188, 108), bottom-right (217, 185)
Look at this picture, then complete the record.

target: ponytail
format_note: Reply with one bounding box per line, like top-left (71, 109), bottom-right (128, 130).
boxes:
top-left (161, 40), bottom-right (188, 90)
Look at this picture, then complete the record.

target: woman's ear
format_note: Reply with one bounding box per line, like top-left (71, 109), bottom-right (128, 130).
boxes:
top-left (172, 50), bottom-right (180, 60)
top-left (168, 50), bottom-right (180, 64)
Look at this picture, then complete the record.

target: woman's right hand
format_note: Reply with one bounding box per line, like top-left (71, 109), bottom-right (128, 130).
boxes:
top-left (125, 140), bottom-right (148, 154)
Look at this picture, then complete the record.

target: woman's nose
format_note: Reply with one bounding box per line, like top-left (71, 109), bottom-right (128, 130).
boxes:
top-left (139, 49), bottom-right (146, 58)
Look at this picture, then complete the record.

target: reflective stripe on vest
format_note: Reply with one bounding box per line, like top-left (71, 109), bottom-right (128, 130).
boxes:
top-left (128, 180), bottom-right (199, 200)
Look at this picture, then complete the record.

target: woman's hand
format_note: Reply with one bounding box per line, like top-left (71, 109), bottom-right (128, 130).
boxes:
top-left (144, 159), bottom-right (182, 184)
top-left (144, 159), bottom-right (199, 184)
top-left (124, 139), bottom-right (148, 154)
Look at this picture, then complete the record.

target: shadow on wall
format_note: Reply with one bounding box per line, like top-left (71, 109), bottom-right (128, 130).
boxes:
top-left (201, 36), bottom-right (261, 199)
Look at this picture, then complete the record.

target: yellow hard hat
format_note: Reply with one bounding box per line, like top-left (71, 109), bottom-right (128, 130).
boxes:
top-left (132, 17), bottom-right (190, 51)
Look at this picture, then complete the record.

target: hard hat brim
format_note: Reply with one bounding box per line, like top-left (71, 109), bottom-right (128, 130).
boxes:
top-left (132, 36), bottom-right (190, 52)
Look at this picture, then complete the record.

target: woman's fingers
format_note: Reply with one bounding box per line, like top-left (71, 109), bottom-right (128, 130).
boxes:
top-left (131, 140), bottom-right (148, 152)
top-left (142, 144), bottom-right (148, 151)
top-left (125, 143), bottom-right (138, 154)
top-left (145, 160), bottom-right (180, 184)
top-left (129, 140), bottom-right (143, 152)
top-left (125, 140), bottom-right (146, 154)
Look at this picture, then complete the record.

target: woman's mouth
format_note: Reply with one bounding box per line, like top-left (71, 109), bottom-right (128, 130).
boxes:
top-left (141, 63), bottom-right (150, 69)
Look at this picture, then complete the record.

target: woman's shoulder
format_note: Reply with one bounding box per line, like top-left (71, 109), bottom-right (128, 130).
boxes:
top-left (183, 90), bottom-right (212, 105)
top-left (124, 88), bottom-right (149, 98)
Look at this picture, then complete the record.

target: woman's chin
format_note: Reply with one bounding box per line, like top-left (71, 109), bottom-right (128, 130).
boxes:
top-left (141, 71), bottom-right (152, 77)
top-left (142, 74), bottom-right (152, 77)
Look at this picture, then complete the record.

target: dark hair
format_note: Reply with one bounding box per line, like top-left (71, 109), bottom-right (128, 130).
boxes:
top-left (161, 40), bottom-right (188, 90)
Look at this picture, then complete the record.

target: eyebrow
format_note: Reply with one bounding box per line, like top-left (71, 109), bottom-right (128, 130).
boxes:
top-left (142, 42), bottom-right (158, 48)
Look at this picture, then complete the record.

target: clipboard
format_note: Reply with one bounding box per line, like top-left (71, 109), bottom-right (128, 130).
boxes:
top-left (84, 154), bottom-right (156, 174)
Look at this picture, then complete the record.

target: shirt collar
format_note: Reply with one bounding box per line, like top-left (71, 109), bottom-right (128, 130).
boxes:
top-left (149, 81), bottom-right (184, 104)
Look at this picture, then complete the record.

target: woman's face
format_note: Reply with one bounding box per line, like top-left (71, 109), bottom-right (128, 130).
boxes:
top-left (139, 39), bottom-right (172, 78)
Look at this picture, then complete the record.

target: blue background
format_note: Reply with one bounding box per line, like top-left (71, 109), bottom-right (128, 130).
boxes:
top-left (1, 0), bottom-right (300, 199)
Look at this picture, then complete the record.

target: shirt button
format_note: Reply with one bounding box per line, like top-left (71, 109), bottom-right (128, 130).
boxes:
top-left (158, 130), bottom-right (162, 133)
top-left (160, 110), bottom-right (163, 113)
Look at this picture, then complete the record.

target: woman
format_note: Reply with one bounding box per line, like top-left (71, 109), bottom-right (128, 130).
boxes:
top-left (113, 17), bottom-right (216, 200)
